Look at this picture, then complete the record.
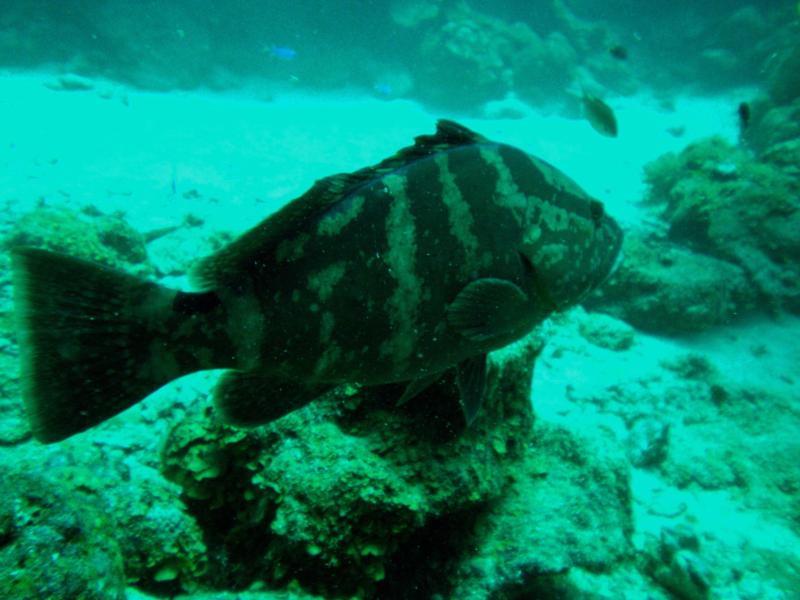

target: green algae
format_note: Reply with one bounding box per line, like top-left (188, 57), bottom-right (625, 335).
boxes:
top-left (640, 136), bottom-right (800, 315)
top-left (5, 206), bottom-right (152, 276)
top-left (0, 467), bottom-right (126, 600)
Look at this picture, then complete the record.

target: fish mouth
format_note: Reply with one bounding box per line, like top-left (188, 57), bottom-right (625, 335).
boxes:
top-left (608, 245), bottom-right (625, 278)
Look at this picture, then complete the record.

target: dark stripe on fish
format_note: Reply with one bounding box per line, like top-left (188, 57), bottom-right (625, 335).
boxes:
top-left (498, 145), bottom-right (593, 223)
top-left (447, 145), bottom-right (511, 265)
top-left (403, 150), bottom-right (466, 289)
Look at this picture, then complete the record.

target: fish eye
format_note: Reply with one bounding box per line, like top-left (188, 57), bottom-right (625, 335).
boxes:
top-left (590, 199), bottom-right (605, 224)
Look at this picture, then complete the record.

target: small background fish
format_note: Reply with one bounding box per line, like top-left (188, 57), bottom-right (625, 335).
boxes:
top-left (609, 44), bottom-right (628, 60)
top-left (265, 44), bottom-right (297, 60)
top-left (582, 92), bottom-right (618, 137)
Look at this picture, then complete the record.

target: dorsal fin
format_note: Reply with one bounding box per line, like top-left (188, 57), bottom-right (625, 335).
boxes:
top-left (189, 172), bottom-right (364, 290)
top-left (190, 120), bottom-right (488, 290)
top-left (380, 119), bottom-right (488, 167)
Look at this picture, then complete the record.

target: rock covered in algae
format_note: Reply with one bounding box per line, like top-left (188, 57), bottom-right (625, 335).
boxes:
top-left (0, 344), bottom-right (27, 445)
top-left (634, 136), bottom-right (800, 316)
top-left (390, 0), bottom-right (439, 28)
top-left (576, 310), bottom-right (636, 351)
top-left (5, 205), bottom-right (151, 277)
top-left (0, 465), bottom-right (126, 599)
top-left (743, 97), bottom-right (800, 155)
top-left (98, 464), bottom-right (210, 593)
top-left (409, 1), bottom-right (638, 111)
top-left (170, 588), bottom-right (324, 600)
top-left (766, 41), bottom-right (800, 106)
top-left (414, 3), bottom-right (581, 109)
top-left (585, 233), bottom-right (755, 334)
top-left (448, 423), bottom-right (634, 599)
top-left (161, 333), bottom-right (545, 598)
top-left (161, 326), bottom-right (636, 598)
top-left (1, 205), bottom-right (155, 443)
top-left (642, 524), bottom-right (713, 600)
top-left (1, 433), bottom-right (210, 596)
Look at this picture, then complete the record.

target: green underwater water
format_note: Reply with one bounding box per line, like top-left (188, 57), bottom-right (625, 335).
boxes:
top-left (0, 1), bottom-right (799, 599)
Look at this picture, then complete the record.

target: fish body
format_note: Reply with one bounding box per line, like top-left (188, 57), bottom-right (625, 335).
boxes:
top-left (267, 45), bottom-right (297, 60)
top-left (737, 101), bottom-right (750, 134)
top-left (12, 121), bottom-right (623, 443)
top-left (373, 82), bottom-right (393, 97)
top-left (609, 45), bottom-right (628, 60)
top-left (582, 92), bottom-right (618, 137)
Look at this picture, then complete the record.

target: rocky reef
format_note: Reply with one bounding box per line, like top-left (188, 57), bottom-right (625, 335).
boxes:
top-left (0, 467), bottom-right (126, 599)
top-left (5, 205), bottom-right (151, 275)
top-left (583, 24), bottom-right (800, 335)
top-left (587, 232), bottom-right (756, 334)
top-left (0, 206), bottom-right (155, 446)
top-left (411, 3), bottom-right (579, 109)
top-left (1, 196), bottom-right (799, 598)
top-left (158, 332), bottom-right (634, 598)
top-left (2, 0), bottom-right (795, 116)
top-left (589, 124), bottom-right (800, 332)
top-left (0, 443), bottom-right (209, 597)
top-left (0, 206), bottom-right (639, 598)
top-left (535, 309), bottom-right (800, 599)
top-left (645, 136), bottom-right (800, 309)
top-left (401, 0), bottom-right (640, 111)
top-left (0, 249), bottom-right (635, 599)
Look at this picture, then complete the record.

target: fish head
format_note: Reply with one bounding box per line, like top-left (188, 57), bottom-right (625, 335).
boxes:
top-left (516, 156), bottom-right (624, 311)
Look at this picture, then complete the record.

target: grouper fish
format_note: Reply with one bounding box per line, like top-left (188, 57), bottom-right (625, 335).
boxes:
top-left (12, 120), bottom-right (623, 443)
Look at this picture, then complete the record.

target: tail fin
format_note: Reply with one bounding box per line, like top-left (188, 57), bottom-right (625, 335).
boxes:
top-left (12, 248), bottom-right (212, 443)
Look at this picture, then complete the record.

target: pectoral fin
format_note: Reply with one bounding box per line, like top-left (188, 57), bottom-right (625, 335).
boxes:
top-left (447, 278), bottom-right (530, 344)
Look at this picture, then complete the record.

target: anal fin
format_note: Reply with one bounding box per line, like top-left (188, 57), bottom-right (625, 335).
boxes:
top-left (214, 371), bottom-right (329, 426)
top-left (396, 372), bottom-right (443, 406)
